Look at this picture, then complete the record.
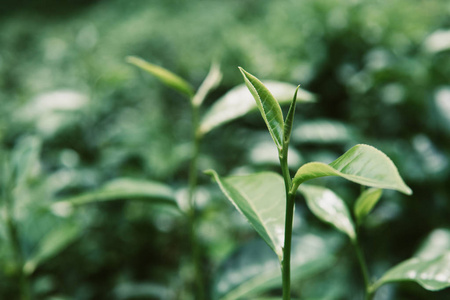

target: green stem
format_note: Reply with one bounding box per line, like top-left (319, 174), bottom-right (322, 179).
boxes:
top-left (279, 144), bottom-right (294, 300)
top-left (187, 101), bottom-right (205, 300)
top-left (352, 238), bottom-right (373, 300)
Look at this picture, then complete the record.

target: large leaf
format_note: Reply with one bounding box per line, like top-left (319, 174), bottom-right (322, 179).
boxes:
top-left (371, 252), bottom-right (450, 292)
top-left (239, 68), bottom-right (285, 150)
top-left (52, 178), bottom-right (177, 211)
top-left (292, 144), bottom-right (412, 195)
top-left (299, 185), bottom-right (355, 240)
top-left (23, 222), bottom-right (80, 275)
top-left (354, 188), bottom-right (383, 224)
top-left (206, 170), bottom-right (285, 259)
top-left (126, 56), bottom-right (195, 97)
top-left (199, 81), bottom-right (313, 135)
top-left (214, 233), bottom-right (341, 300)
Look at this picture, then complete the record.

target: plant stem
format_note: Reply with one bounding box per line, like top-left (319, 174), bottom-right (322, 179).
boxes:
top-left (187, 101), bottom-right (205, 300)
top-left (279, 145), bottom-right (294, 300)
top-left (352, 238), bottom-right (373, 300)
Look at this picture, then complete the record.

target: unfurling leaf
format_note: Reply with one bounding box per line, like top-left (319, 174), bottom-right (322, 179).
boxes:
top-left (354, 188), bottom-right (383, 224)
top-left (126, 56), bottom-right (195, 97)
top-left (239, 68), bottom-right (285, 150)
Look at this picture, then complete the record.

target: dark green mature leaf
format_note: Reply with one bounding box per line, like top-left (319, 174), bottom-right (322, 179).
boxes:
top-left (199, 81), bottom-right (313, 135)
top-left (354, 188), bottom-right (383, 224)
top-left (23, 222), bottom-right (80, 275)
top-left (299, 185), bottom-right (355, 240)
top-left (52, 178), bottom-right (177, 210)
top-left (214, 234), bottom-right (340, 300)
top-left (239, 68), bottom-right (285, 150)
top-left (126, 56), bottom-right (195, 97)
top-left (371, 252), bottom-right (450, 292)
top-left (206, 170), bottom-right (285, 259)
top-left (292, 144), bottom-right (412, 195)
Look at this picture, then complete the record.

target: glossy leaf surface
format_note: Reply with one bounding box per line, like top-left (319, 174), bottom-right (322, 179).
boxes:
top-left (214, 233), bottom-right (340, 300)
top-left (372, 252), bottom-right (450, 291)
top-left (23, 223), bottom-right (80, 275)
top-left (292, 144), bottom-right (412, 195)
top-left (126, 56), bottom-right (194, 97)
top-left (299, 185), bottom-right (355, 240)
top-left (415, 229), bottom-right (450, 260)
top-left (199, 81), bottom-right (313, 135)
top-left (53, 178), bottom-right (177, 209)
top-left (354, 188), bottom-right (383, 224)
top-left (239, 68), bottom-right (285, 150)
top-left (206, 170), bottom-right (285, 259)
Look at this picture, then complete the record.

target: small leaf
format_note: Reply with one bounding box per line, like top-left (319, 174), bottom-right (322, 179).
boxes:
top-left (214, 233), bottom-right (340, 300)
top-left (292, 144), bottom-right (412, 195)
top-left (299, 185), bottom-right (356, 240)
top-left (206, 170), bottom-right (285, 259)
top-left (23, 222), bottom-right (80, 275)
top-left (239, 68), bottom-right (285, 150)
top-left (354, 188), bottom-right (383, 224)
top-left (192, 61), bottom-right (222, 106)
top-left (283, 86), bottom-right (300, 145)
top-left (371, 252), bottom-right (450, 292)
top-left (126, 56), bottom-right (195, 97)
top-left (53, 178), bottom-right (177, 209)
top-left (199, 81), bottom-right (313, 135)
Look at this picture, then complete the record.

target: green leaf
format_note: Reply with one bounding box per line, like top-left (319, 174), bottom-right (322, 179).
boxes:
top-left (292, 144), bottom-right (412, 195)
top-left (239, 68), bottom-right (285, 150)
top-left (354, 188), bottom-right (383, 224)
top-left (199, 81), bottom-right (313, 135)
top-left (292, 119), bottom-right (355, 144)
top-left (126, 56), bottom-right (195, 97)
top-left (206, 170), bottom-right (285, 259)
top-left (371, 252), bottom-right (450, 292)
top-left (52, 178), bottom-right (177, 211)
top-left (283, 86), bottom-right (300, 145)
top-left (415, 228), bottom-right (450, 260)
top-left (192, 61), bottom-right (222, 106)
top-left (214, 233), bottom-right (340, 300)
top-left (23, 222), bottom-right (80, 275)
top-left (299, 185), bottom-right (355, 240)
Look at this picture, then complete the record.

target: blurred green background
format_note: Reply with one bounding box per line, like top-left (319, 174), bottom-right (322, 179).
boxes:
top-left (1, 0), bottom-right (449, 299)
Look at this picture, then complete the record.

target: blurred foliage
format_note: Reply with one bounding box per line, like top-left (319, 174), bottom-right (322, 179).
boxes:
top-left (1, 0), bottom-right (450, 299)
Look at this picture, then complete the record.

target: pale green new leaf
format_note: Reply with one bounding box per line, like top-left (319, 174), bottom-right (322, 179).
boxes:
top-left (354, 188), bottom-right (383, 224)
top-left (53, 178), bottom-right (177, 210)
top-left (199, 81), bottom-right (314, 135)
top-left (283, 86), bottom-right (300, 145)
top-left (292, 144), bottom-right (412, 195)
top-left (239, 68), bottom-right (285, 150)
top-left (23, 223), bottom-right (80, 275)
top-left (214, 234), bottom-right (340, 300)
top-left (206, 170), bottom-right (285, 259)
top-left (126, 56), bottom-right (194, 97)
top-left (371, 252), bottom-right (450, 292)
top-left (299, 185), bottom-right (355, 240)
top-left (192, 61), bottom-right (222, 106)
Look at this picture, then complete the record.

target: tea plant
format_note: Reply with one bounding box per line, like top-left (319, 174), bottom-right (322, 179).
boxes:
top-left (207, 68), bottom-right (450, 299)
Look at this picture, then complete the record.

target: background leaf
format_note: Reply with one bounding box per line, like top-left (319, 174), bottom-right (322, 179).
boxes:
top-left (126, 56), bottom-right (195, 97)
top-left (293, 144), bottom-right (412, 195)
top-left (192, 61), bottom-right (222, 106)
top-left (206, 170), bottom-right (285, 259)
top-left (299, 185), bottom-right (356, 240)
top-left (354, 188), bottom-right (383, 224)
top-left (414, 228), bottom-right (450, 260)
top-left (214, 233), bottom-right (341, 300)
top-left (53, 178), bottom-right (177, 209)
top-left (239, 68), bottom-right (285, 150)
top-left (199, 81), bottom-right (314, 135)
top-left (371, 252), bottom-right (450, 292)
top-left (23, 222), bottom-right (80, 275)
